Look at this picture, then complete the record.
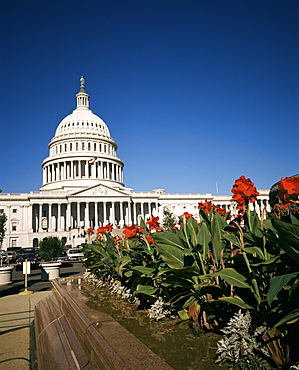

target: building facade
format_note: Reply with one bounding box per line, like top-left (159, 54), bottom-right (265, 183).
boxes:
top-left (0, 78), bottom-right (270, 250)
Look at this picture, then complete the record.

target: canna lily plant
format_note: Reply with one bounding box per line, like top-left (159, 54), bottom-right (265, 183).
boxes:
top-left (82, 175), bottom-right (299, 369)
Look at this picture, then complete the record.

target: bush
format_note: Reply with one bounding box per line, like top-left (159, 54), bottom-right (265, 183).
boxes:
top-left (39, 236), bottom-right (64, 262)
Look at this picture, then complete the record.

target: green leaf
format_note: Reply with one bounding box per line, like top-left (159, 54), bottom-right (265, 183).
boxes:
top-left (210, 211), bottom-right (226, 264)
top-left (205, 268), bottom-right (252, 289)
top-left (272, 218), bottom-right (299, 251)
top-left (222, 233), bottom-right (241, 247)
top-left (155, 243), bottom-right (185, 268)
top-left (273, 308), bottom-right (299, 328)
top-left (135, 284), bottom-right (158, 295)
top-left (218, 296), bottom-right (254, 309)
top-left (178, 309), bottom-right (190, 320)
top-left (243, 246), bottom-right (265, 260)
top-left (153, 232), bottom-right (185, 250)
top-left (197, 222), bottom-right (211, 257)
top-left (131, 266), bottom-right (156, 275)
top-left (267, 273), bottom-right (299, 307)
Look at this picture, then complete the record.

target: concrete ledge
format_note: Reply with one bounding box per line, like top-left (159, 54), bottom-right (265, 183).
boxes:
top-left (35, 277), bottom-right (174, 370)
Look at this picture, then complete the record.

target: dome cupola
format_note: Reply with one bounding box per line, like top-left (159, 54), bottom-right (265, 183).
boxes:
top-left (41, 77), bottom-right (124, 191)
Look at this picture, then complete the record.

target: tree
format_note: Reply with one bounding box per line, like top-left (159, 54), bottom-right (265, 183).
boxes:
top-left (162, 207), bottom-right (177, 230)
top-left (39, 236), bottom-right (64, 262)
top-left (0, 213), bottom-right (7, 266)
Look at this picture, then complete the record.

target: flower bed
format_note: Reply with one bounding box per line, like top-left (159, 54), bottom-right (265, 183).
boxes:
top-left (82, 175), bottom-right (299, 369)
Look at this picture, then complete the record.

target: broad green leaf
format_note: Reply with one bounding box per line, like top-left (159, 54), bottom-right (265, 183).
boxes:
top-left (131, 266), bottom-right (156, 275)
top-left (135, 284), bottom-right (158, 295)
top-left (267, 273), bottom-right (299, 306)
top-left (222, 233), bottom-right (240, 247)
top-left (273, 308), bottom-right (299, 328)
top-left (153, 232), bottom-right (185, 250)
top-left (218, 296), bottom-right (254, 309)
top-left (210, 211), bottom-right (226, 264)
top-left (266, 228), bottom-right (299, 264)
top-left (197, 222), bottom-right (211, 257)
top-left (155, 243), bottom-right (185, 269)
top-left (205, 268), bottom-right (252, 289)
top-left (178, 309), bottom-right (190, 320)
top-left (243, 246), bottom-right (265, 260)
top-left (290, 214), bottom-right (299, 226)
top-left (272, 218), bottom-right (299, 251)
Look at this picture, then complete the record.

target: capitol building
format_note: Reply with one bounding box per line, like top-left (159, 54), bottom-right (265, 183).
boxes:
top-left (0, 78), bottom-right (270, 250)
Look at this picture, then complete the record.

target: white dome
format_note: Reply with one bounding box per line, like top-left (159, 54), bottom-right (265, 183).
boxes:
top-left (55, 108), bottom-right (110, 137)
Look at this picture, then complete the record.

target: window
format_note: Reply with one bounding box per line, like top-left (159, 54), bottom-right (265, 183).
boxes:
top-left (65, 144), bottom-right (67, 152)
top-left (76, 142), bottom-right (79, 151)
top-left (88, 142), bottom-right (91, 151)
top-left (70, 143), bottom-right (72, 151)
top-left (11, 239), bottom-right (17, 248)
top-left (12, 222), bottom-right (17, 231)
top-left (0, 209), bottom-right (4, 214)
top-left (94, 143), bottom-right (96, 151)
top-left (12, 209), bottom-right (17, 213)
top-left (82, 142), bottom-right (85, 150)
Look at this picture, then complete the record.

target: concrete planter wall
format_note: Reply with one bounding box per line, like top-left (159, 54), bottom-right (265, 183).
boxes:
top-left (34, 277), bottom-right (174, 370)
top-left (0, 265), bottom-right (14, 286)
top-left (40, 262), bottom-right (61, 281)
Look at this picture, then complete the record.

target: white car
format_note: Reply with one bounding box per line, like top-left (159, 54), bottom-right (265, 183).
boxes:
top-left (66, 248), bottom-right (85, 262)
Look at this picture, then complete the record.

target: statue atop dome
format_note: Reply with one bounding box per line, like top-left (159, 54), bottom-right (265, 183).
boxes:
top-left (80, 76), bottom-right (86, 92)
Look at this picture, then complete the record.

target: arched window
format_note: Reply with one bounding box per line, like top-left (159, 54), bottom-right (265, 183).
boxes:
top-left (94, 143), bottom-right (96, 151)
top-left (76, 142), bottom-right (79, 151)
top-left (88, 142), bottom-right (91, 151)
top-left (82, 142), bottom-right (85, 150)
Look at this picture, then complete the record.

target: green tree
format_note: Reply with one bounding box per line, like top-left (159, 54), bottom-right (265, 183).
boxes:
top-left (39, 236), bottom-right (64, 262)
top-left (162, 207), bottom-right (176, 230)
top-left (0, 213), bottom-right (7, 266)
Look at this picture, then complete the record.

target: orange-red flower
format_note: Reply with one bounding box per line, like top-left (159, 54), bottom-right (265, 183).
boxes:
top-left (123, 224), bottom-right (144, 238)
top-left (146, 215), bottom-right (160, 230)
top-left (146, 235), bottom-right (156, 245)
top-left (231, 175), bottom-right (259, 210)
top-left (87, 227), bottom-right (94, 235)
top-left (97, 223), bottom-right (113, 235)
top-left (198, 201), bottom-right (214, 214)
top-left (279, 176), bottom-right (299, 205)
top-left (180, 212), bottom-right (193, 219)
top-left (215, 207), bottom-right (227, 216)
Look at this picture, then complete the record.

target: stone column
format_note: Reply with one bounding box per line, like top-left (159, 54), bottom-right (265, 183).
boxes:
top-left (119, 201), bottom-right (124, 228)
top-left (77, 202), bottom-right (80, 228)
top-left (133, 203), bottom-right (137, 224)
top-left (48, 203), bottom-right (53, 231)
top-left (57, 204), bottom-right (61, 231)
top-left (85, 202), bottom-right (90, 228)
top-left (111, 201), bottom-right (115, 225)
top-left (94, 202), bottom-right (98, 229)
top-left (39, 204), bottom-right (43, 232)
top-left (66, 203), bottom-right (71, 230)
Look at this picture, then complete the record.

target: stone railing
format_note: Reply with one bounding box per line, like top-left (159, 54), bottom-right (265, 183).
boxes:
top-left (34, 277), bottom-right (174, 370)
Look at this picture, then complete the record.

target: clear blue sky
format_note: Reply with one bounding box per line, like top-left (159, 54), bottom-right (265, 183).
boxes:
top-left (1, 0), bottom-right (298, 195)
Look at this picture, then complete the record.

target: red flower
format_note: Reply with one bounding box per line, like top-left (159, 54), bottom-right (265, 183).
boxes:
top-left (198, 201), bottom-right (214, 214)
top-left (146, 215), bottom-right (160, 230)
top-left (97, 223), bottom-right (113, 235)
top-left (279, 176), bottom-right (299, 205)
top-left (146, 235), bottom-right (156, 245)
top-left (180, 212), bottom-right (193, 219)
top-left (231, 175), bottom-right (259, 210)
top-left (87, 227), bottom-right (94, 235)
top-left (123, 224), bottom-right (144, 239)
top-left (215, 207), bottom-right (227, 216)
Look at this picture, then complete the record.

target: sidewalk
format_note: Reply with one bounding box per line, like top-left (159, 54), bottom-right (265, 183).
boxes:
top-left (0, 291), bottom-right (53, 369)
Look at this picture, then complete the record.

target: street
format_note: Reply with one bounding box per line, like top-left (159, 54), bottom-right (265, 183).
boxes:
top-left (0, 262), bottom-right (86, 298)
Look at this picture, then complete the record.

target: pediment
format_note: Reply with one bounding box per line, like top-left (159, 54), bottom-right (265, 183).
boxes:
top-left (69, 184), bottom-right (130, 198)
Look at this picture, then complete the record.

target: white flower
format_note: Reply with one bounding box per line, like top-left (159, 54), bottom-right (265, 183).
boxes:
top-left (147, 299), bottom-right (172, 321)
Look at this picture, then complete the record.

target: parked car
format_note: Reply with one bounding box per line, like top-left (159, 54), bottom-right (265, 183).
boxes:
top-left (3, 251), bottom-right (18, 263)
top-left (16, 252), bottom-right (40, 270)
top-left (66, 248), bottom-right (85, 262)
top-left (57, 251), bottom-right (71, 266)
